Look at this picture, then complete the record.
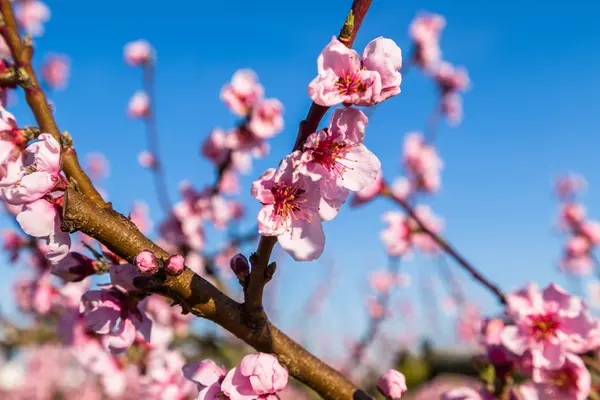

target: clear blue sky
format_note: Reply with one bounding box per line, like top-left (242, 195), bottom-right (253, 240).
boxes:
top-left (3, 0), bottom-right (600, 355)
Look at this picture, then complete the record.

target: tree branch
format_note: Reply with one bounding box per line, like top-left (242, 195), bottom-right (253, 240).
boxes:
top-left (381, 181), bottom-right (507, 304)
top-left (0, 0), bottom-right (105, 207)
top-left (61, 187), bottom-right (369, 399)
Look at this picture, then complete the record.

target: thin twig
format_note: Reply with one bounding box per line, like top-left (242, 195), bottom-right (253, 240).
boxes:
top-left (381, 182), bottom-right (507, 304)
top-left (142, 63), bottom-right (172, 214)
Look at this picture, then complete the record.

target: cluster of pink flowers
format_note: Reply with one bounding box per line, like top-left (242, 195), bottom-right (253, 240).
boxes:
top-left (409, 12), bottom-right (470, 125)
top-left (203, 69), bottom-right (283, 178)
top-left (124, 40), bottom-right (154, 125)
top-left (554, 173), bottom-right (600, 275)
top-left (183, 353), bottom-right (289, 399)
top-left (15, 0), bottom-right (50, 37)
top-left (252, 107), bottom-right (381, 260)
top-left (380, 205), bottom-right (444, 257)
top-left (0, 107), bottom-right (71, 263)
top-left (474, 283), bottom-right (598, 399)
top-left (402, 131), bottom-right (444, 194)
top-left (251, 36), bottom-right (403, 260)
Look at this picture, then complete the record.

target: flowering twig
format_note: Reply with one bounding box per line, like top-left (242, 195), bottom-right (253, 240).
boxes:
top-left (245, 0), bottom-right (374, 330)
top-left (381, 181), bottom-right (507, 304)
top-left (0, 0), bottom-right (105, 207)
top-left (141, 62), bottom-right (172, 214)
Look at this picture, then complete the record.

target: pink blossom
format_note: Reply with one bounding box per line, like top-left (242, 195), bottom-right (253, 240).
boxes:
top-left (380, 211), bottom-right (411, 256)
top-left (15, 0), bottom-right (50, 37)
top-left (85, 152), bottom-right (110, 181)
top-left (558, 203), bottom-right (586, 230)
top-left (251, 153), bottom-right (325, 261)
top-left (369, 270), bottom-right (395, 294)
top-left (109, 263), bottom-right (141, 293)
top-left (377, 369), bottom-right (407, 399)
top-left (135, 250), bottom-right (160, 275)
top-left (308, 36), bottom-right (402, 106)
top-left (2, 228), bottom-right (27, 262)
top-left (124, 40), bottom-right (153, 66)
top-left (441, 93), bottom-right (463, 125)
top-left (128, 91), bottom-right (150, 119)
top-left (1, 133), bottom-right (61, 205)
top-left (51, 252), bottom-right (96, 282)
top-left (221, 69), bottom-right (264, 117)
top-left (183, 360), bottom-right (227, 390)
top-left (297, 107), bottom-right (381, 217)
top-left (367, 296), bottom-right (385, 319)
top-left (390, 177), bottom-right (411, 200)
top-left (409, 205), bottom-right (444, 253)
top-left (457, 304), bottom-right (482, 344)
top-left (202, 128), bottom-right (229, 165)
top-left (248, 99), bottom-right (284, 139)
top-left (402, 131), bottom-right (443, 193)
top-left (434, 62), bottom-right (470, 94)
top-left (500, 283), bottom-right (598, 369)
top-left (351, 169), bottom-right (383, 206)
top-left (361, 37), bottom-right (403, 102)
top-left (80, 287), bottom-right (152, 354)
top-left (219, 170), bottom-right (240, 194)
top-left (238, 353), bottom-right (288, 395)
top-left (580, 220), bottom-right (600, 245)
top-left (165, 254), bottom-right (184, 275)
top-left (409, 12), bottom-right (445, 70)
top-left (531, 353), bottom-right (590, 400)
top-left (138, 150), bottom-right (156, 168)
top-left (142, 350), bottom-right (197, 399)
top-left (556, 174), bottom-right (586, 200)
top-left (40, 54), bottom-right (70, 90)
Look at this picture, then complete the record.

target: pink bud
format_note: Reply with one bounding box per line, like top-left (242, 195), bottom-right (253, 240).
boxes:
top-left (165, 254), bottom-right (184, 276)
top-left (377, 369), bottom-right (407, 399)
top-left (138, 151), bottom-right (157, 169)
top-left (230, 253), bottom-right (250, 282)
top-left (135, 250), bottom-right (160, 275)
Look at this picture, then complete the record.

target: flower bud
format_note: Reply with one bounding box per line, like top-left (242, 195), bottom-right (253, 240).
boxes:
top-left (230, 253), bottom-right (250, 282)
top-left (135, 250), bottom-right (160, 275)
top-left (165, 254), bottom-right (184, 276)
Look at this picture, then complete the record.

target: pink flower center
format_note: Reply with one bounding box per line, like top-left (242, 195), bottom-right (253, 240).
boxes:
top-left (550, 367), bottom-right (578, 392)
top-left (336, 69), bottom-right (367, 95)
top-left (529, 313), bottom-right (560, 341)
top-left (308, 135), bottom-right (357, 177)
top-left (271, 183), bottom-right (310, 226)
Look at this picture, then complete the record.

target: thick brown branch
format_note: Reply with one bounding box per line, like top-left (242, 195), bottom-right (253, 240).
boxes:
top-left (0, 0), bottom-right (105, 207)
top-left (61, 187), bottom-right (368, 399)
top-left (381, 182), bottom-right (507, 304)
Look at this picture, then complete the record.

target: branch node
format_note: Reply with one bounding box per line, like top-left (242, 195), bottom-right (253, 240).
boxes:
top-left (339, 10), bottom-right (355, 43)
top-left (22, 126), bottom-right (40, 141)
top-left (60, 130), bottom-right (73, 148)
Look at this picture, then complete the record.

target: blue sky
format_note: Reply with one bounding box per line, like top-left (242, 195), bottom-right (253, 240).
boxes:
top-left (3, 0), bottom-right (600, 355)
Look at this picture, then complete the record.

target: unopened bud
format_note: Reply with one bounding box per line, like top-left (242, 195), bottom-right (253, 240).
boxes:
top-left (135, 249), bottom-right (160, 275)
top-left (165, 254), bottom-right (184, 276)
top-left (230, 253), bottom-right (250, 283)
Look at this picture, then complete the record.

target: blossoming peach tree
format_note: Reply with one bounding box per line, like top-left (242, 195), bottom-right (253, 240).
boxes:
top-left (0, 1), bottom-right (598, 399)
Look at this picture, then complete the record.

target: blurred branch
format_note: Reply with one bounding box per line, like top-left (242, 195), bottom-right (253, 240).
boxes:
top-left (381, 181), bottom-right (507, 304)
top-left (343, 257), bottom-right (401, 373)
top-left (142, 62), bottom-right (173, 214)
